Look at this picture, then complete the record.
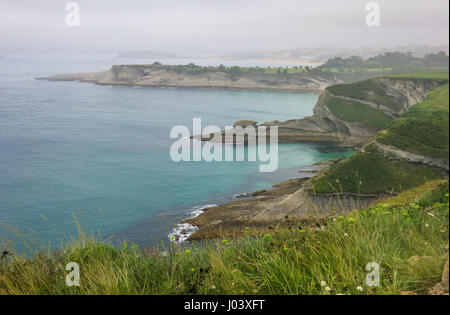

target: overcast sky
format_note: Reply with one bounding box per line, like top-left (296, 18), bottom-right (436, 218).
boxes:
top-left (0, 0), bottom-right (448, 54)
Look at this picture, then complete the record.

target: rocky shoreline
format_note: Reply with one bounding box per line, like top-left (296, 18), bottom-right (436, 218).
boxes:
top-left (182, 159), bottom-right (383, 241)
top-left (168, 204), bottom-right (217, 244)
top-left (168, 163), bottom-right (335, 244)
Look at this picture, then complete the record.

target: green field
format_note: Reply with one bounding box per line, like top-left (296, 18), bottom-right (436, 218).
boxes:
top-left (317, 52), bottom-right (449, 74)
top-left (318, 67), bottom-right (392, 73)
top-left (388, 71), bottom-right (449, 82)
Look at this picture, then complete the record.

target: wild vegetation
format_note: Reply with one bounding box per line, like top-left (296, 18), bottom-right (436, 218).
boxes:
top-left (325, 79), bottom-right (399, 110)
top-left (312, 144), bottom-right (443, 194)
top-left (317, 52), bottom-right (449, 73)
top-left (0, 181), bottom-right (448, 295)
top-left (312, 72), bottom-right (449, 195)
top-left (377, 83), bottom-right (449, 161)
top-left (325, 94), bottom-right (394, 130)
top-left (140, 52), bottom-right (449, 83)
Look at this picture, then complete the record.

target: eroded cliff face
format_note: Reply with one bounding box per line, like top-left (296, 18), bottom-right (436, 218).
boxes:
top-left (263, 92), bottom-right (374, 145)
top-left (375, 78), bottom-right (442, 115)
top-left (264, 78), bottom-right (442, 146)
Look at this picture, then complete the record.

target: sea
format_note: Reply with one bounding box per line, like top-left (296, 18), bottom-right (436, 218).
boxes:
top-left (0, 53), bottom-right (353, 253)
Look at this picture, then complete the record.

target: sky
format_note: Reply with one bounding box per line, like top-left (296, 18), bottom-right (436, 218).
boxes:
top-left (0, 0), bottom-right (448, 54)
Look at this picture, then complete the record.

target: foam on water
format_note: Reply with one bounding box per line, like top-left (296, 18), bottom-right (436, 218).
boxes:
top-left (168, 204), bottom-right (217, 243)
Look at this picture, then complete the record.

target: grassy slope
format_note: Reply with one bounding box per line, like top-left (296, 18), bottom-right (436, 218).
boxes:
top-left (388, 71), bottom-right (449, 82)
top-left (325, 94), bottom-right (394, 130)
top-left (1, 181), bottom-right (448, 295)
top-left (313, 72), bottom-right (449, 194)
top-left (312, 144), bottom-right (443, 194)
top-left (326, 79), bottom-right (399, 110)
top-left (377, 84), bottom-right (449, 161)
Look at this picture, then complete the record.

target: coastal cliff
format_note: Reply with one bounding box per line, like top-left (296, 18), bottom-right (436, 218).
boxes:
top-left (37, 64), bottom-right (339, 92)
top-left (188, 73), bottom-right (449, 240)
top-left (202, 76), bottom-right (444, 147)
top-left (261, 77), bottom-right (444, 146)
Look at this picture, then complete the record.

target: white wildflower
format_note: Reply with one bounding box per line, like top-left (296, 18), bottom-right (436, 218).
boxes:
top-left (356, 286), bottom-right (363, 292)
top-left (320, 281), bottom-right (327, 287)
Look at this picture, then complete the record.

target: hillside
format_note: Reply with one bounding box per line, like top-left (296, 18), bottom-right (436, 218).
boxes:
top-left (377, 80), bottom-right (449, 161)
top-left (312, 73), bottom-right (449, 195)
top-left (189, 72), bottom-right (449, 239)
top-left (267, 73), bottom-right (448, 145)
top-left (316, 52), bottom-right (449, 73)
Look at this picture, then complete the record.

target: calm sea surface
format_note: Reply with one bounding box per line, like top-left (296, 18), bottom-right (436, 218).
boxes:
top-left (0, 54), bottom-right (353, 252)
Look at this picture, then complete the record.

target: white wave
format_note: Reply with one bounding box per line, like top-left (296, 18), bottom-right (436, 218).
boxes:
top-left (168, 204), bottom-right (217, 244)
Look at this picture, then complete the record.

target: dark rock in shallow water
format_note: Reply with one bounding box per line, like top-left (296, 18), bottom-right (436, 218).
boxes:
top-left (233, 120), bottom-right (258, 128)
top-left (233, 192), bottom-right (253, 199)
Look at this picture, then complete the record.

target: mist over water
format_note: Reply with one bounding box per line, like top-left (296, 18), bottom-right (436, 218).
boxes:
top-left (0, 55), bottom-right (354, 252)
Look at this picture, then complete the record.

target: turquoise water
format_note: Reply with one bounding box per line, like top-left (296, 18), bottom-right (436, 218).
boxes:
top-left (0, 55), bottom-right (353, 252)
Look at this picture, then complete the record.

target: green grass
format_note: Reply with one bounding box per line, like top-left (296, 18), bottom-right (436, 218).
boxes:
top-left (317, 68), bottom-right (392, 73)
top-left (315, 73), bottom-right (449, 195)
top-left (1, 182), bottom-right (448, 295)
top-left (387, 72), bottom-right (449, 82)
top-left (325, 94), bottom-right (395, 130)
top-left (326, 79), bottom-right (399, 110)
top-left (311, 144), bottom-right (444, 195)
top-left (377, 84), bottom-right (449, 161)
